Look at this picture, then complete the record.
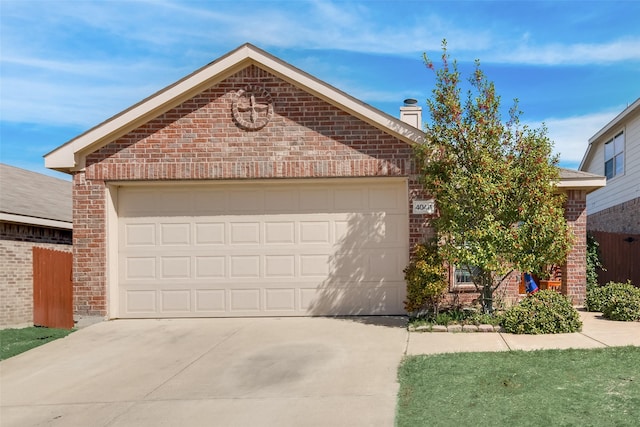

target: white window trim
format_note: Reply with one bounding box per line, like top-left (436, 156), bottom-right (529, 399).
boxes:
top-left (604, 130), bottom-right (625, 180)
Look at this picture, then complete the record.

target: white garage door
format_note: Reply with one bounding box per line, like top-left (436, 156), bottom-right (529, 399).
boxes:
top-left (116, 179), bottom-right (408, 318)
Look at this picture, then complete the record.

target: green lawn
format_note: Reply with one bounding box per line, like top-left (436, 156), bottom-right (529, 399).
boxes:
top-left (0, 327), bottom-right (74, 360)
top-left (397, 347), bottom-right (640, 427)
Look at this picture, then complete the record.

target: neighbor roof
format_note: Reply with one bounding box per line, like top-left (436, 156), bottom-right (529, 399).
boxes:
top-left (44, 43), bottom-right (425, 173)
top-left (0, 164), bottom-right (72, 229)
top-left (579, 97), bottom-right (640, 171)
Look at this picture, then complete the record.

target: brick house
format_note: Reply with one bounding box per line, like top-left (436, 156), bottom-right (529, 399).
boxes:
top-left (44, 44), bottom-right (602, 321)
top-left (0, 164), bottom-right (72, 328)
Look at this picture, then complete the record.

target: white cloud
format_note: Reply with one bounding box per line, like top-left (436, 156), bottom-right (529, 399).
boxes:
top-left (528, 109), bottom-right (622, 165)
top-left (491, 38), bottom-right (640, 65)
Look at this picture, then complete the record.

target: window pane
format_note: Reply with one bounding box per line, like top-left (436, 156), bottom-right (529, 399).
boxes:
top-left (605, 140), bottom-right (614, 160)
top-left (455, 264), bottom-right (478, 284)
top-left (614, 132), bottom-right (624, 155)
top-left (615, 152), bottom-right (624, 176)
top-left (605, 159), bottom-right (614, 179)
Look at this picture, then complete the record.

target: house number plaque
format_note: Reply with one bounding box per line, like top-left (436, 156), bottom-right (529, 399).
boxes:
top-left (412, 199), bottom-right (435, 214)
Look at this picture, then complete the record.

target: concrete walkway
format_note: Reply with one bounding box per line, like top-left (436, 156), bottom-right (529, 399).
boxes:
top-left (406, 310), bottom-right (640, 355)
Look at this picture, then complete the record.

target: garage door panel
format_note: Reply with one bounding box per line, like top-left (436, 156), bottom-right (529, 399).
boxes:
top-left (194, 289), bottom-right (226, 312)
top-left (195, 223), bottom-right (225, 245)
top-left (300, 221), bottom-right (331, 243)
top-left (160, 223), bottom-right (191, 245)
top-left (230, 256), bottom-right (260, 278)
top-left (160, 290), bottom-right (191, 312)
top-left (117, 180), bottom-right (408, 318)
top-left (265, 288), bottom-right (296, 311)
top-left (264, 255), bottom-right (295, 277)
top-left (264, 221), bottom-right (295, 244)
top-left (124, 290), bottom-right (157, 313)
top-left (300, 254), bottom-right (330, 277)
top-left (125, 223), bottom-right (156, 246)
top-left (125, 257), bottom-right (156, 280)
top-left (230, 289), bottom-right (261, 311)
top-left (229, 222), bottom-right (261, 244)
top-left (195, 256), bottom-right (225, 278)
top-left (160, 256), bottom-right (191, 279)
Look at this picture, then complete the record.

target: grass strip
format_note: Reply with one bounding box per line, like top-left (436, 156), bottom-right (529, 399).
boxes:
top-left (397, 347), bottom-right (640, 427)
top-left (0, 327), bottom-right (74, 360)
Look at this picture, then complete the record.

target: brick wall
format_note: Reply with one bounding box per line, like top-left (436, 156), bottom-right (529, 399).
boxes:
top-left (587, 197), bottom-right (640, 234)
top-left (73, 65), bottom-right (432, 317)
top-left (561, 190), bottom-right (587, 305)
top-left (0, 222), bottom-right (72, 328)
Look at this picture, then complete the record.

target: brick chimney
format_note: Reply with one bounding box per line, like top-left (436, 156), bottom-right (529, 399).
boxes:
top-left (399, 98), bottom-right (422, 129)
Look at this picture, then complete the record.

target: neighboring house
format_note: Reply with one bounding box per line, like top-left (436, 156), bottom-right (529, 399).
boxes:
top-left (580, 98), bottom-right (640, 285)
top-left (0, 164), bottom-right (72, 328)
top-left (44, 44), bottom-right (601, 322)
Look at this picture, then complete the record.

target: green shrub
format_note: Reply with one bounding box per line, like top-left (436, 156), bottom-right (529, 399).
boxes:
top-left (585, 284), bottom-right (607, 312)
top-left (465, 312), bottom-right (502, 326)
top-left (404, 242), bottom-right (448, 314)
top-left (586, 281), bottom-right (640, 315)
top-left (501, 290), bottom-right (582, 334)
top-left (600, 281), bottom-right (640, 321)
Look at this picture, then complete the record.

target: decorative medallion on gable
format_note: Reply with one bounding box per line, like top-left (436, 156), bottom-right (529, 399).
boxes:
top-left (232, 85), bottom-right (274, 131)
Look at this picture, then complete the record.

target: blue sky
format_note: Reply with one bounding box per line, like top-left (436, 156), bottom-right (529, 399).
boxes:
top-left (1, 0), bottom-right (639, 180)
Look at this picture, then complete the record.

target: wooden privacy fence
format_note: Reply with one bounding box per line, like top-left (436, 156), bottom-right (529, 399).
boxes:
top-left (590, 231), bottom-right (640, 287)
top-left (33, 247), bottom-right (73, 329)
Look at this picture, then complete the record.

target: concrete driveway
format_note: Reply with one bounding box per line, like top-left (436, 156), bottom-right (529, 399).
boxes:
top-left (0, 317), bottom-right (408, 427)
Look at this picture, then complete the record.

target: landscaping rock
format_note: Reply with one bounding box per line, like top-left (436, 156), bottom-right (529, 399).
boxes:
top-left (415, 325), bottom-right (430, 332)
top-left (478, 324), bottom-right (495, 333)
top-left (447, 324), bottom-right (462, 333)
top-left (462, 325), bottom-right (478, 332)
top-left (431, 325), bottom-right (448, 332)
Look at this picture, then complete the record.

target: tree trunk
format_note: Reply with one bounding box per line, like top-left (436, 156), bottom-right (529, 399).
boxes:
top-left (481, 284), bottom-right (494, 314)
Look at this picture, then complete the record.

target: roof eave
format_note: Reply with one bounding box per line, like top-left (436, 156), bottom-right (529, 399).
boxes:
top-left (0, 213), bottom-right (73, 230)
top-left (557, 177), bottom-right (607, 194)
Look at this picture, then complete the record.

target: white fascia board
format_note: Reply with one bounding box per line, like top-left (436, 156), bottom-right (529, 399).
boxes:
top-left (557, 177), bottom-right (607, 194)
top-left (588, 98), bottom-right (640, 144)
top-left (44, 44), bottom-right (424, 173)
top-left (0, 213), bottom-right (73, 230)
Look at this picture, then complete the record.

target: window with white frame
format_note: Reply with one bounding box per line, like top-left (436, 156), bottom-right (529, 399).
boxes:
top-left (604, 131), bottom-right (624, 179)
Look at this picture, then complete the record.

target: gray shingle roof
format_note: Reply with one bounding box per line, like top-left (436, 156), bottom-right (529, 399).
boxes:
top-left (0, 163), bottom-right (72, 224)
top-left (558, 167), bottom-right (603, 180)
